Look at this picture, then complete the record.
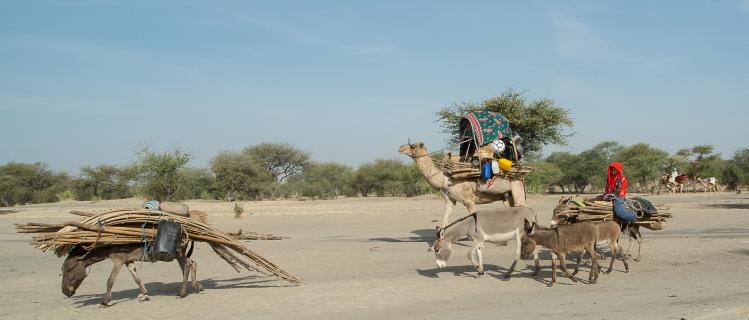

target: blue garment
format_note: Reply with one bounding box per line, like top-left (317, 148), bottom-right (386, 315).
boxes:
top-left (613, 197), bottom-right (637, 222)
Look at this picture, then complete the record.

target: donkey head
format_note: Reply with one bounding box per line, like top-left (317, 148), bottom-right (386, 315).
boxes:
top-left (427, 226), bottom-right (452, 268)
top-left (61, 249), bottom-right (88, 297)
top-left (520, 224), bottom-right (538, 260)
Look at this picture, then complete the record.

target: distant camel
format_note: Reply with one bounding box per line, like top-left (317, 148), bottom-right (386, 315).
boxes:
top-left (399, 142), bottom-right (527, 226)
top-left (696, 177), bottom-right (719, 197)
top-left (660, 174), bottom-right (688, 195)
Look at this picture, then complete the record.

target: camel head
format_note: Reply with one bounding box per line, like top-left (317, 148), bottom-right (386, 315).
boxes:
top-left (398, 141), bottom-right (428, 158)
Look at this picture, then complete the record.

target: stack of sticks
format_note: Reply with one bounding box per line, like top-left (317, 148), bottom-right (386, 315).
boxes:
top-left (15, 209), bottom-right (302, 285)
top-left (438, 157), bottom-right (533, 180)
top-left (554, 200), bottom-right (672, 231)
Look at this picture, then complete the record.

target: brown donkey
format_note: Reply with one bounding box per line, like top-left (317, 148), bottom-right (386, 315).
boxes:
top-left (61, 242), bottom-right (200, 307)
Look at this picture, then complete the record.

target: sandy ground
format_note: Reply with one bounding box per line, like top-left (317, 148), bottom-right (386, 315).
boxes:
top-left (2, 193), bottom-right (749, 320)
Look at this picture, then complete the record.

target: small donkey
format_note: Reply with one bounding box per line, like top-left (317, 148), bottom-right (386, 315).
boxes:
top-left (428, 206), bottom-right (536, 278)
top-left (61, 242), bottom-right (200, 307)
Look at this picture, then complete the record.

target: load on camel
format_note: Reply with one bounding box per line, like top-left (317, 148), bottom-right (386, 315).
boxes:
top-left (400, 111), bottom-right (532, 226)
top-left (16, 201), bottom-right (301, 306)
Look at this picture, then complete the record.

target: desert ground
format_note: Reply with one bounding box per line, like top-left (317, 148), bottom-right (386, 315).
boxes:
top-left (2, 192), bottom-right (749, 320)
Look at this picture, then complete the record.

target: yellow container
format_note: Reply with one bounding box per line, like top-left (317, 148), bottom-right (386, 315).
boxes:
top-left (498, 158), bottom-right (512, 171)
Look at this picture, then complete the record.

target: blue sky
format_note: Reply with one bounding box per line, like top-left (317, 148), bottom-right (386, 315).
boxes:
top-left (2, 0), bottom-right (748, 173)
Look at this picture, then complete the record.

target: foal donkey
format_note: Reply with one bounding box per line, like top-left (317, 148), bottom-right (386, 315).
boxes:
top-left (61, 242), bottom-right (200, 307)
top-left (428, 206), bottom-right (536, 278)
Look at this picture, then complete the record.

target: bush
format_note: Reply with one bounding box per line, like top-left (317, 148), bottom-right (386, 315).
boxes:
top-left (211, 151), bottom-right (274, 201)
top-left (131, 148), bottom-right (193, 201)
top-left (0, 162), bottom-right (70, 206)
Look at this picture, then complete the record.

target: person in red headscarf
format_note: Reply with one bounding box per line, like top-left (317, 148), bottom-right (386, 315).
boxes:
top-left (588, 162), bottom-right (628, 201)
top-left (604, 162), bottom-right (627, 200)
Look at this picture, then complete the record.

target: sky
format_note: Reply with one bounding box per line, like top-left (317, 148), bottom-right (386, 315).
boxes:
top-left (2, 0), bottom-right (748, 173)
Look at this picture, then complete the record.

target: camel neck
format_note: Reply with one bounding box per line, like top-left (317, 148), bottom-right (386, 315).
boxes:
top-left (413, 156), bottom-right (449, 188)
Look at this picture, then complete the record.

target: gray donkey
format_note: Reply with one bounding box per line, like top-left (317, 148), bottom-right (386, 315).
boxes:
top-left (428, 206), bottom-right (536, 278)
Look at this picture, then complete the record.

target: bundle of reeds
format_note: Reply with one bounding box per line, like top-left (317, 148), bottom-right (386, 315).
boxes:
top-left (15, 209), bottom-right (302, 285)
top-left (554, 199), bottom-right (672, 230)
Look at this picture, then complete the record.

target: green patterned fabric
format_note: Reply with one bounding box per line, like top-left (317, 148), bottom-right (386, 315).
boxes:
top-left (459, 111), bottom-right (512, 146)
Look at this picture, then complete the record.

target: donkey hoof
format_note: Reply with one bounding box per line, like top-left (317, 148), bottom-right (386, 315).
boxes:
top-left (137, 294), bottom-right (150, 302)
top-left (477, 271), bottom-right (484, 276)
top-left (99, 302), bottom-right (111, 308)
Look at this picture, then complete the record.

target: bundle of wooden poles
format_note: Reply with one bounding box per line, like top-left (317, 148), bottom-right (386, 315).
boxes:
top-left (554, 199), bottom-right (672, 231)
top-left (15, 209), bottom-right (301, 285)
top-left (437, 156), bottom-right (533, 181)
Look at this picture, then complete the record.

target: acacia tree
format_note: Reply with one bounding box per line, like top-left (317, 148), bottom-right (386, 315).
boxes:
top-left (578, 141), bottom-right (623, 193)
top-left (211, 151), bottom-right (273, 201)
top-left (75, 164), bottom-right (132, 200)
top-left (436, 88), bottom-right (574, 155)
top-left (243, 143), bottom-right (310, 183)
top-left (132, 148), bottom-right (192, 201)
top-left (614, 143), bottom-right (669, 192)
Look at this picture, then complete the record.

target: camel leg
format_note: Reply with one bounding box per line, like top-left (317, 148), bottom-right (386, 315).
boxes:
top-left (440, 194), bottom-right (455, 227)
top-left (510, 180), bottom-right (527, 207)
top-left (101, 261), bottom-right (125, 307)
top-left (125, 262), bottom-right (150, 302)
top-left (474, 241), bottom-right (485, 276)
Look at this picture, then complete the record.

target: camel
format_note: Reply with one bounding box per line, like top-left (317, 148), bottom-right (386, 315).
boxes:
top-left (660, 174), bottom-right (689, 195)
top-left (696, 177), bottom-right (719, 196)
top-left (399, 142), bottom-right (527, 226)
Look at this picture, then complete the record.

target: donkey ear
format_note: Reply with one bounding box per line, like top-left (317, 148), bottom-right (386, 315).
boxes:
top-left (438, 228), bottom-right (445, 239)
top-left (418, 142), bottom-right (424, 148)
top-left (427, 243), bottom-right (434, 252)
top-left (528, 223), bottom-right (536, 236)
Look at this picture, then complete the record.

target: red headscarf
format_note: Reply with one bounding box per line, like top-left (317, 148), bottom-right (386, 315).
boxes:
top-left (605, 162), bottom-right (627, 198)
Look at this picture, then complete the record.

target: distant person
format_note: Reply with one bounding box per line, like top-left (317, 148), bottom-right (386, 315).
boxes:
top-left (669, 168), bottom-right (677, 184)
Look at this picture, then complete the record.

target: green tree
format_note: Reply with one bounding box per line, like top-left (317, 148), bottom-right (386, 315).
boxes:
top-left (614, 143), bottom-right (669, 192)
top-left (578, 141), bottom-right (624, 193)
top-left (243, 143), bottom-right (311, 183)
top-left (211, 151), bottom-right (274, 200)
top-left (74, 164), bottom-right (132, 200)
top-left (525, 160), bottom-right (562, 193)
top-left (436, 88), bottom-right (574, 154)
top-left (546, 152), bottom-right (586, 193)
top-left (132, 148), bottom-right (192, 201)
top-left (284, 162), bottom-right (354, 199)
top-left (351, 159), bottom-right (404, 197)
top-left (0, 162), bottom-right (70, 206)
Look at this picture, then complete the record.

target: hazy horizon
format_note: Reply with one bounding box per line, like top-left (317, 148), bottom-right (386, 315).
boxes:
top-left (2, 1), bottom-right (748, 173)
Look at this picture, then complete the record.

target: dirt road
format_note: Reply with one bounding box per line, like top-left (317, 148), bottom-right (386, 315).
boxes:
top-left (2, 193), bottom-right (748, 319)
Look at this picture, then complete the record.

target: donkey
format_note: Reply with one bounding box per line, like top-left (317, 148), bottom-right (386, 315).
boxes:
top-left (428, 206), bottom-right (536, 278)
top-left (61, 242), bottom-right (200, 307)
top-left (520, 221), bottom-right (600, 285)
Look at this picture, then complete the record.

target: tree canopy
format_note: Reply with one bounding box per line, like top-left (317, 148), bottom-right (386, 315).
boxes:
top-left (436, 88), bottom-right (574, 155)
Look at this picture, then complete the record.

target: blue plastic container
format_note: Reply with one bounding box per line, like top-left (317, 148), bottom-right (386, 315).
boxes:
top-left (481, 161), bottom-right (492, 180)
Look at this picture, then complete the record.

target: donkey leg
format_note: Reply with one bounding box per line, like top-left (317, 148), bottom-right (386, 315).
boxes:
top-left (550, 253), bottom-right (557, 285)
top-left (557, 253), bottom-right (578, 283)
top-left (176, 257), bottom-right (189, 298)
top-left (101, 261), bottom-right (125, 307)
top-left (573, 252), bottom-right (583, 276)
top-left (588, 246), bottom-right (599, 283)
top-left (125, 262), bottom-right (150, 302)
top-left (618, 241), bottom-right (630, 273)
top-left (187, 258), bottom-right (201, 292)
top-left (505, 230), bottom-right (522, 278)
top-left (532, 250), bottom-right (540, 276)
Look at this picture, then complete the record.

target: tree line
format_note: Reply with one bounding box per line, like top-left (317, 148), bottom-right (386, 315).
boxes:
top-left (0, 144), bottom-right (434, 206)
top-left (3, 89), bottom-right (748, 206)
top-left (525, 143), bottom-right (749, 194)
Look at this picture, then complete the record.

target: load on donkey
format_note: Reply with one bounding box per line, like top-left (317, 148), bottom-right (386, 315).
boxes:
top-left (399, 111), bottom-right (533, 226)
top-left (16, 204), bottom-right (301, 307)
